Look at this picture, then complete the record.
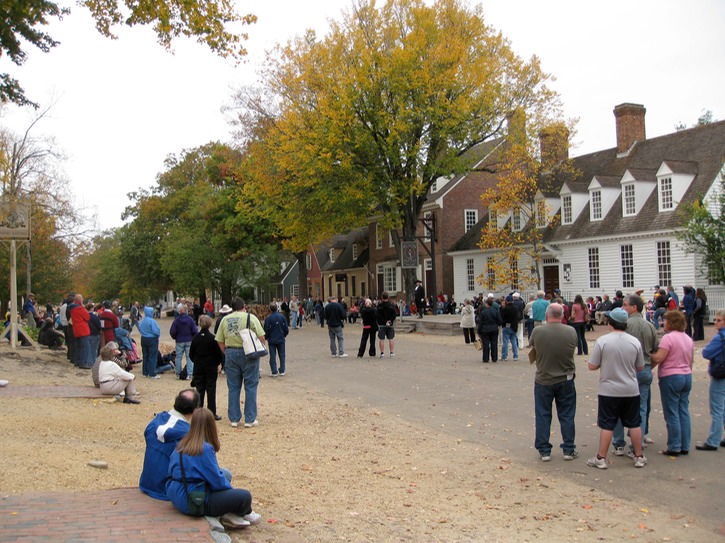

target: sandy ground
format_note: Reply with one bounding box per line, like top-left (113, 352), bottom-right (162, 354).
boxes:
top-left (0, 337), bottom-right (718, 543)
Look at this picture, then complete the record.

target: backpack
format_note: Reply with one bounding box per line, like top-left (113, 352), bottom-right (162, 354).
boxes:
top-left (710, 331), bottom-right (725, 380)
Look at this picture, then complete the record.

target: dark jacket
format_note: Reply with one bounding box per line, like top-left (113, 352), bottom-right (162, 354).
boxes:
top-left (189, 329), bottom-right (224, 374)
top-left (477, 306), bottom-right (502, 334)
top-left (500, 304), bottom-right (518, 333)
top-left (264, 311), bottom-right (289, 345)
top-left (360, 306), bottom-right (378, 330)
top-left (324, 301), bottom-right (346, 327)
top-left (376, 301), bottom-right (397, 327)
top-left (170, 314), bottom-right (198, 343)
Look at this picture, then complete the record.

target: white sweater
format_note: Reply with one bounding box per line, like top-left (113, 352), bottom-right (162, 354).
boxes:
top-left (98, 360), bottom-right (134, 383)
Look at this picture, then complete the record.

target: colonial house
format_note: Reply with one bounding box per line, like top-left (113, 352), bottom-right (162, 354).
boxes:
top-left (449, 103), bottom-right (725, 309)
top-left (366, 139), bottom-right (505, 302)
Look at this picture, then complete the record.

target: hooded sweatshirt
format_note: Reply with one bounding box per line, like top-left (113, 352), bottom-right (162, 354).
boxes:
top-left (138, 306), bottom-right (161, 339)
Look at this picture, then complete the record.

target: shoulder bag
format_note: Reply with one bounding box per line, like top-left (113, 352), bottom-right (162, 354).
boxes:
top-left (239, 314), bottom-right (268, 359)
top-left (179, 452), bottom-right (206, 516)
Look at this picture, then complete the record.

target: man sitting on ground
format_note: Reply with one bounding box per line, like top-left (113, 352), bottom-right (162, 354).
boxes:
top-left (139, 389), bottom-right (200, 500)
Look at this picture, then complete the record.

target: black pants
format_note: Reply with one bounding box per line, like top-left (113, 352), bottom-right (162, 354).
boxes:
top-left (194, 370), bottom-right (219, 416)
top-left (358, 327), bottom-right (377, 357)
top-left (462, 328), bottom-right (476, 344)
top-left (480, 330), bottom-right (498, 362)
top-left (64, 325), bottom-right (74, 361)
top-left (205, 488), bottom-right (252, 517)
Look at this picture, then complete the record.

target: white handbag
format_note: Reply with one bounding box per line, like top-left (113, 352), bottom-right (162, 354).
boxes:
top-left (239, 313), bottom-right (268, 359)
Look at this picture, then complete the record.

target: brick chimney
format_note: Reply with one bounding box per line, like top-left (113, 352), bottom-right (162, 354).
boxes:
top-left (614, 103), bottom-right (646, 154)
top-left (539, 124), bottom-right (569, 166)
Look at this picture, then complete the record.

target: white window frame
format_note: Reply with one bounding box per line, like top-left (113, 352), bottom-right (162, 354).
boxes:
top-left (657, 241), bottom-right (672, 286)
top-left (352, 244), bottom-right (358, 261)
top-left (623, 183), bottom-right (636, 216)
top-left (328, 248), bottom-right (335, 264)
top-left (389, 230), bottom-right (395, 248)
top-left (486, 257), bottom-right (496, 290)
top-left (464, 209), bottom-right (478, 233)
top-left (590, 189), bottom-right (602, 220)
top-left (376, 224), bottom-right (383, 249)
top-left (659, 177), bottom-right (674, 211)
top-left (383, 265), bottom-right (399, 292)
top-left (536, 200), bottom-right (547, 228)
top-left (306, 253), bottom-right (312, 270)
top-left (466, 258), bottom-right (475, 291)
top-left (509, 255), bottom-right (519, 290)
top-left (562, 194), bottom-right (572, 224)
top-left (588, 247), bottom-right (600, 289)
top-left (512, 207), bottom-right (521, 231)
top-left (621, 244), bottom-right (634, 289)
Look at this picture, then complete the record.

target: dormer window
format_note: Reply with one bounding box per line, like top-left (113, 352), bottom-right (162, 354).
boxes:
top-left (623, 183), bottom-right (636, 216)
top-left (488, 209), bottom-right (498, 231)
top-left (306, 253), bottom-right (312, 270)
top-left (464, 209), bottom-right (478, 232)
top-left (376, 224), bottom-right (383, 249)
top-left (536, 200), bottom-right (546, 228)
top-left (512, 207), bottom-right (521, 231)
top-left (659, 177), bottom-right (674, 210)
top-left (329, 248), bottom-right (336, 263)
top-left (590, 189), bottom-right (602, 220)
top-left (562, 195), bottom-right (572, 224)
top-left (352, 244), bottom-right (358, 261)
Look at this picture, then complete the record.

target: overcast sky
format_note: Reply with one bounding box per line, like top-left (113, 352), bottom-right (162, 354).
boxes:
top-left (1, 0), bottom-right (724, 231)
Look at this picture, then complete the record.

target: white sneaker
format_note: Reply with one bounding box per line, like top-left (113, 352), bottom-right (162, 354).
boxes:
top-left (563, 449), bottom-right (579, 460)
top-left (243, 511), bottom-right (262, 525)
top-left (331, 354), bottom-right (337, 358)
top-left (389, 352), bottom-right (395, 357)
top-left (230, 422), bottom-right (239, 428)
top-left (379, 354), bottom-right (385, 358)
top-left (220, 513), bottom-right (250, 528)
top-left (586, 455), bottom-right (608, 469)
top-left (244, 420), bottom-right (259, 428)
top-left (612, 446), bottom-right (626, 456)
top-left (539, 453), bottom-right (551, 462)
top-left (338, 353), bottom-right (349, 358)
top-left (633, 455), bottom-right (647, 468)
top-left (0, 380), bottom-right (8, 387)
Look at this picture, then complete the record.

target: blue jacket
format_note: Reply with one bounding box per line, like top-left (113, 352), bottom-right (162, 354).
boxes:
top-left (166, 442), bottom-right (232, 515)
top-left (139, 411), bottom-right (190, 500)
top-left (138, 306), bottom-right (160, 339)
top-left (170, 314), bottom-right (198, 343)
top-left (701, 330), bottom-right (724, 377)
top-left (263, 311), bottom-right (289, 345)
top-left (682, 288), bottom-right (695, 315)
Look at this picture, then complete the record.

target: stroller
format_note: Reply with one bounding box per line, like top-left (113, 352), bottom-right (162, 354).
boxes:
top-left (114, 326), bottom-right (139, 370)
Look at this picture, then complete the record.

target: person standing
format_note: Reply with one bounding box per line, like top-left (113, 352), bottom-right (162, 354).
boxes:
top-left (414, 279), bottom-right (425, 319)
top-left (98, 300), bottom-right (119, 349)
top-left (139, 305), bottom-right (162, 379)
top-left (531, 290), bottom-right (549, 328)
top-left (130, 301), bottom-right (141, 331)
top-left (587, 308), bottom-right (647, 469)
top-left (692, 288), bottom-right (708, 341)
top-left (529, 303), bottom-right (578, 461)
top-left (22, 293), bottom-right (38, 329)
top-left (695, 308), bottom-right (725, 450)
top-left (476, 297), bottom-right (501, 363)
top-left (650, 310), bottom-right (694, 456)
top-left (216, 297), bottom-right (267, 428)
top-left (189, 315), bottom-right (225, 420)
top-left (611, 294), bottom-right (659, 456)
top-left (459, 299), bottom-right (475, 345)
top-left (70, 294), bottom-right (94, 369)
top-left (171, 304), bottom-right (199, 380)
top-left (289, 295), bottom-right (300, 330)
top-left (357, 298), bottom-right (378, 358)
top-left (60, 295), bottom-right (74, 362)
top-left (569, 294), bottom-right (589, 356)
top-left (376, 292), bottom-right (397, 358)
top-left (500, 296), bottom-right (519, 361)
top-left (263, 302), bottom-right (289, 376)
top-left (324, 295), bottom-right (348, 358)
top-left (682, 285), bottom-right (695, 338)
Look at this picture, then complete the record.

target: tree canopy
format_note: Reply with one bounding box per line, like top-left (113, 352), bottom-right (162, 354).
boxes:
top-left (0, 0), bottom-right (256, 107)
top-left (233, 0), bottom-right (562, 297)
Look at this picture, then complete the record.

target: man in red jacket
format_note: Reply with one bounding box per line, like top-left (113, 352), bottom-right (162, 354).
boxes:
top-left (98, 300), bottom-right (120, 349)
top-left (70, 294), bottom-right (93, 368)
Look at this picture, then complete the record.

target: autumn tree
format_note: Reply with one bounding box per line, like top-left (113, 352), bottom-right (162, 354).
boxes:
top-left (677, 175), bottom-right (725, 284)
top-left (233, 0), bottom-right (561, 298)
top-left (0, 0), bottom-right (256, 107)
top-left (478, 116), bottom-right (574, 291)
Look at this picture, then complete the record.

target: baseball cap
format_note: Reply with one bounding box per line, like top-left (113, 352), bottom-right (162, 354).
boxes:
top-left (604, 307), bottom-right (628, 324)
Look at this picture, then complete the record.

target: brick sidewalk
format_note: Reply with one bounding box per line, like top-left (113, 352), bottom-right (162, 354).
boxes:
top-left (0, 488), bottom-right (212, 543)
top-left (0, 385), bottom-right (106, 398)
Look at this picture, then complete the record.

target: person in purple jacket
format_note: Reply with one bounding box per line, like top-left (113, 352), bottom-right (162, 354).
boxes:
top-left (171, 304), bottom-right (199, 379)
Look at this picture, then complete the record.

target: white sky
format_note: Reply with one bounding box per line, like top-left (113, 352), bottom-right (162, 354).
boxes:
top-left (1, 0), bottom-right (724, 231)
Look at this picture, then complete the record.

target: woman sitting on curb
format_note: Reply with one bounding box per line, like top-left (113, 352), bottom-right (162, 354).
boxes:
top-left (96, 342), bottom-right (140, 404)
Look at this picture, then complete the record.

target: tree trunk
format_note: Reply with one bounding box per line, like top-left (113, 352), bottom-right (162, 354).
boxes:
top-left (295, 250), bottom-right (308, 299)
top-left (25, 242), bottom-right (31, 298)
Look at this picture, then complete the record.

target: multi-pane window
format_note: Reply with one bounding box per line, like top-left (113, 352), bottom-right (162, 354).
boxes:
top-left (536, 200), bottom-right (547, 227)
top-left (486, 257), bottom-right (496, 290)
top-left (591, 190), bottom-right (602, 220)
top-left (588, 247), bottom-right (600, 289)
top-left (384, 266), bottom-right (398, 292)
top-left (562, 194), bottom-right (572, 224)
top-left (659, 177), bottom-right (673, 210)
top-left (376, 224), bottom-right (383, 249)
top-left (657, 241), bottom-right (672, 286)
top-left (621, 244), bottom-right (634, 289)
top-left (623, 184), bottom-right (636, 215)
top-left (509, 255), bottom-right (519, 290)
top-left (306, 253), bottom-right (312, 270)
top-left (512, 207), bottom-right (521, 231)
top-left (389, 230), bottom-right (395, 248)
top-left (465, 209), bottom-right (478, 233)
top-left (352, 244), bottom-right (358, 261)
top-left (466, 258), bottom-right (475, 291)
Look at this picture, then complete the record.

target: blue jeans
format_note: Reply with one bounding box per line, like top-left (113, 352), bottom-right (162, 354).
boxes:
top-left (76, 335), bottom-right (95, 368)
top-left (268, 342), bottom-right (286, 374)
top-left (328, 326), bottom-right (345, 355)
top-left (290, 311), bottom-right (299, 329)
top-left (659, 373), bottom-right (692, 452)
top-left (225, 348), bottom-right (260, 424)
top-left (176, 341), bottom-right (193, 375)
top-left (613, 365), bottom-right (652, 448)
top-left (572, 322), bottom-right (588, 355)
top-left (141, 336), bottom-right (159, 377)
top-left (652, 308), bottom-right (666, 329)
top-left (705, 376), bottom-right (725, 447)
top-left (501, 327), bottom-right (518, 359)
top-left (534, 379), bottom-right (577, 455)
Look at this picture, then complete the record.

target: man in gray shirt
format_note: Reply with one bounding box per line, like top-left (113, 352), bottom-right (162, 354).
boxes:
top-left (611, 294), bottom-right (659, 456)
top-left (529, 303), bottom-right (578, 462)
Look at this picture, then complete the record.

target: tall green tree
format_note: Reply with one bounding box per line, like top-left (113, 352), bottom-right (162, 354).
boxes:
top-left (233, 0), bottom-right (562, 297)
top-left (677, 176), bottom-right (725, 284)
top-left (0, 0), bottom-right (256, 107)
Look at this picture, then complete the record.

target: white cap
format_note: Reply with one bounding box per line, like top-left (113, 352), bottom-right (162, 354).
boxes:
top-left (513, 292), bottom-right (520, 298)
top-left (487, 293), bottom-right (494, 298)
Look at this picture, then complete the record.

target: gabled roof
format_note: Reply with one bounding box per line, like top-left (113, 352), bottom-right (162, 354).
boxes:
top-left (319, 228), bottom-right (369, 272)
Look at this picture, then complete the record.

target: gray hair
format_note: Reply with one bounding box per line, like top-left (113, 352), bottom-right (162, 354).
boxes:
top-left (546, 303), bottom-right (564, 320)
top-left (100, 341), bottom-right (119, 360)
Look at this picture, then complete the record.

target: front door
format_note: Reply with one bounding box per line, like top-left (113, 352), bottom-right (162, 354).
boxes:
top-left (543, 266), bottom-right (559, 297)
